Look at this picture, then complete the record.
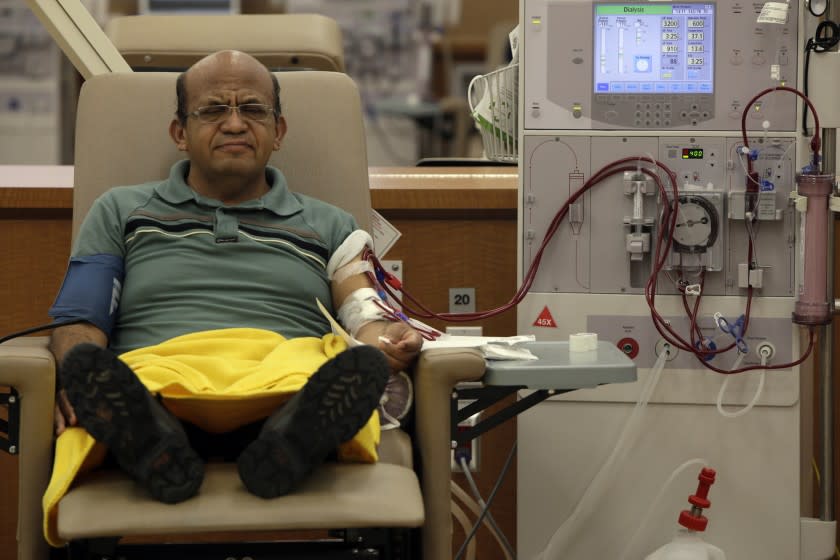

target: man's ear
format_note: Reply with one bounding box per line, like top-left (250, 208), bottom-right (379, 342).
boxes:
top-left (273, 115), bottom-right (288, 151)
top-left (169, 119), bottom-right (188, 152)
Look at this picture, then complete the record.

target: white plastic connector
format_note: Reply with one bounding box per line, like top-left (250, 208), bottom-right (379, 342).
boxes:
top-left (626, 232), bottom-right (651, 261)
top-left (729, 191), bottom-right (746, 219)
top-left (756, 341), bottom-right (776, 364)
top-left (738, 263), bottom-right (764, 288)
top-left (790, 191), bottom-right (808, 212)
top-left (655, 339), bottom-right (679, 361)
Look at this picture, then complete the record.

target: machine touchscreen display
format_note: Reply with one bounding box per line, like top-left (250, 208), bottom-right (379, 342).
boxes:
top-left (593, 3), bottom-right (715, 94)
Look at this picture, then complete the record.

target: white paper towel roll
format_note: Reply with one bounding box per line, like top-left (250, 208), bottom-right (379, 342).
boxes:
top-left (569, 332), bottom-right (598, 352)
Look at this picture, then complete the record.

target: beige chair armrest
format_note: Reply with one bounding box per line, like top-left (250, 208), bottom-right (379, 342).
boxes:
top-left (0, 337), bottom-right (56, 560)
top-left (414, 348), bottom-right (486, 560)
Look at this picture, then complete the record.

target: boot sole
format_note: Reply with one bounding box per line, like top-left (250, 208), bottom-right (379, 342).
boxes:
top-left (61, 344), bottom-right (204, 504)
top-left (238, 345), bottom-right (389, 498)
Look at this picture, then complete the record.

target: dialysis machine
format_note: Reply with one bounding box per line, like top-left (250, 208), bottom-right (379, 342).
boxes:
top-left (516, 0), bottom-right (834, 558)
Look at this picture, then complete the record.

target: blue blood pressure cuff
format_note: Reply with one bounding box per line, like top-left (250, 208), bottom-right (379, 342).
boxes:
top-left (49, 254), bottom-right (125, 336)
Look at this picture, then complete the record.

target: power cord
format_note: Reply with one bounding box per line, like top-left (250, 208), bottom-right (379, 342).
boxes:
top-left (459, 455), bottom-right (516, 559)
top-left (803, 20), bottom-right (840, 135)
top-left (0, 319), bottom-right (85, 345)
top-left (451, 481), bottom-right (514, 560)
top-left (453, 441), bottom-right (517, 560)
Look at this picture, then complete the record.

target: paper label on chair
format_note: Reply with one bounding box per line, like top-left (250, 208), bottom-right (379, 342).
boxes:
top-left (371, 209), bottom-right (402, 258)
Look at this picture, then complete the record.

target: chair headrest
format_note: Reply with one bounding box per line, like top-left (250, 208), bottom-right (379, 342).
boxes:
top-left (106, 14), bottom-right (345, 72)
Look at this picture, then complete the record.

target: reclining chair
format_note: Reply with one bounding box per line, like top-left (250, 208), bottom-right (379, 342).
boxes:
top-left (0, 70), bottom-right (486, 559)
top-left (104, 13), bottom-right (346, 72)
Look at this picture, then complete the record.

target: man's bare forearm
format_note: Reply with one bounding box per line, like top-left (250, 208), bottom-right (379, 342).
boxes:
top-left (355, 320), bottom-right (391, 347)
top-left (48, 323), bottom-right (107, 365)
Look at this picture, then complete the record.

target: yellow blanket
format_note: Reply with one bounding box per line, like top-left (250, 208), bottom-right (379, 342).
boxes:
top-left (43, 328), bottom-right (380, 546)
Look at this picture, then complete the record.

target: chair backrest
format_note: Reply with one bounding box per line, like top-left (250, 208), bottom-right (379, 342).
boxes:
top-left (72, 71), bottom-right (371, 241)
top-left (105, 14), bottom-right (345, 72)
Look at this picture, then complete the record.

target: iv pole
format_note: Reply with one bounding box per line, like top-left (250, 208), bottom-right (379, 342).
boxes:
top-left (818, 134), bottom-right (835, 525)
top-left (817, 0), bottom-right (838, 531)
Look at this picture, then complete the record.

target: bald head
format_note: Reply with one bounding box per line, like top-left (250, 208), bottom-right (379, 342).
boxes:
top-left (175, 50), bottom-right (281, 124)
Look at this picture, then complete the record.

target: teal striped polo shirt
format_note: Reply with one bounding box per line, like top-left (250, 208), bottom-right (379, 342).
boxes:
top-left (52, 160), bottom-right (357, 354)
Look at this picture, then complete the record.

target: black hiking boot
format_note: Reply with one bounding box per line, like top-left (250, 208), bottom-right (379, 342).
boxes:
top-left (60, 343), bottom-right (204, 503)
top-left (237, 345), bottom-right (390, 499)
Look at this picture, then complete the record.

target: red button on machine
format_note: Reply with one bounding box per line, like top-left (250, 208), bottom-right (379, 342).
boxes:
top-left (617, 337), bottom-right (639, 359)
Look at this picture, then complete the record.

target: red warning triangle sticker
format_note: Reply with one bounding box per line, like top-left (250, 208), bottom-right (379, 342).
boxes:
top-left (533, 306), bottom-right (557, 328)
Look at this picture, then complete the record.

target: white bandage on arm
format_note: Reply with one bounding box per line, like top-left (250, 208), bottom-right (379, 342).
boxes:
top-left (327, 229), bottom-right (374, 280)
top-left (332, 260), bottom-right (373, 286)
top-left (337, 287), bottom-right (389, 338)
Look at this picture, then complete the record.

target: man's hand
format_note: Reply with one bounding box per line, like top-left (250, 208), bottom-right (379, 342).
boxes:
top-left (54, 389), bottom-right (77, 436)
top-left (373, 321), bottom-right (423, 373)
top-left (49, 322), bottom-right (107, 436)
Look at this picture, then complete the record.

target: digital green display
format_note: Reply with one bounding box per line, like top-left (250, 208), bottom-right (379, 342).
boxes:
top-left (682, 148), bottom-right (704, 159)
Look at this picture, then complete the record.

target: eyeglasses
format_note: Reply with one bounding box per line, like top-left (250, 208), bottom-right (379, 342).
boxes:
top-left (188, 104), bottom-right (275, 123)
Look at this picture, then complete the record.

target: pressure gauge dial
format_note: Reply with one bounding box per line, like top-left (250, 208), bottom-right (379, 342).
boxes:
top-left (672, 195), bottom-right (720, 254)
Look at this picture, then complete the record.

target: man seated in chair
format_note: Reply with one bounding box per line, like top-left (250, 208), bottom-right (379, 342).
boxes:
top-left (47, 50), bottom-right (423, 505)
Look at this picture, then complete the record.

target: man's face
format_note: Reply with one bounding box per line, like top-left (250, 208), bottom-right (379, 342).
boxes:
top-left (170, 56), bottom-right (286, 183)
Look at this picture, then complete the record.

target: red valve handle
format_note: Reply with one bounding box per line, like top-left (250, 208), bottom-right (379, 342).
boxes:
top-left (679, 467), bottom-right (716, 532)
top-left (688, 467), bottom-right (716, 509)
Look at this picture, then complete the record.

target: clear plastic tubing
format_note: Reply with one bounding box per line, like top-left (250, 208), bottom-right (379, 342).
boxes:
top-left (535, 350), bottom-right (669, 560)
